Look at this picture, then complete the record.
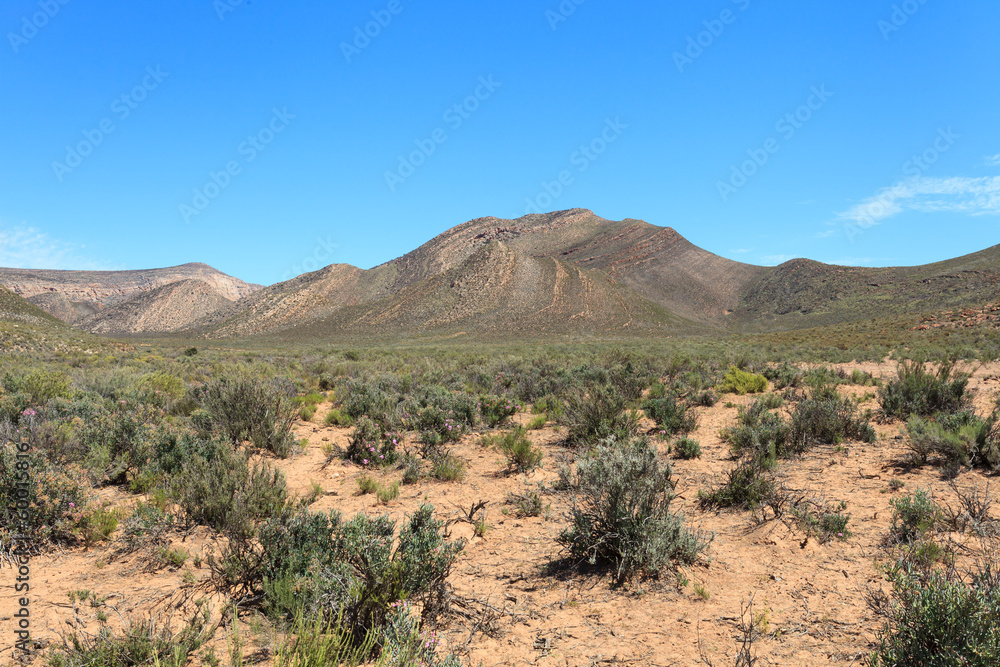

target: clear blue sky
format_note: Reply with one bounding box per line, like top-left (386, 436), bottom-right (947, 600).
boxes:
top-left (2, 0), bottom-right (998, 286)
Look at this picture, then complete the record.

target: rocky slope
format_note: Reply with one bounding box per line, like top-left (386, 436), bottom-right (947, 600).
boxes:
top-left (0, 263), bottom-right (260, 325)
top-left (77, 279), bottom-right (238, 335)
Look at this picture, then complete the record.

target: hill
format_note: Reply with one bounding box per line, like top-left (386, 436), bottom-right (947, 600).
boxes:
top-left (76, 279), bottom-right (238, 335)
top-left (0, 263), bottom-right (261, 325)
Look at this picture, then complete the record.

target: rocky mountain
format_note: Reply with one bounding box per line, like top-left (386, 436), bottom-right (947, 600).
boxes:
top-left (0, 263), bottom-right (261, 325)
top-left (5, 210), bottom-right (998, 341)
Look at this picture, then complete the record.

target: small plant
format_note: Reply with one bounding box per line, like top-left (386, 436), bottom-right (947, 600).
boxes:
top-left (357, 475), bottom-right (379, 495)
top-left (505, 490), bottom-right (548, 518)
top-left (345, 416), bottom-right (399, 467)
top-left (495, 427), bottom-right (543, 473)
top-left (324, 408), bottom-right (352, 427)
top-left (642, 395), bottom-right (697, 435)
top-left (479, 394), bottom-right (519, 428)
top-left (718, 366), bottom-right (768, 395)
top-left (377, 480), bottom-right (401, 504)
top-left (673, 437), bottom-right (702, 460)
top-left (431, 453), bottom-right (466, 482)
top-left (693, 583), bottom-right (711, 600)
top-left (158, 546), bottom-right (190, 568)
top-left (699, 458), bottom-right (782, 515)
top-left (890, 489), bottom-right (940, 543)
top-left (400, 454), bottom-right (422, 485)
top-left (526, 414), bottom-right (548, 430)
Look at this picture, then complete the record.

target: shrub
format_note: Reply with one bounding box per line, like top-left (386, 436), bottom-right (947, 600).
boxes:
top-left (890, 490), bottom-right (940, 543)
top-left (237, 505), bottom-right (463, 650)
top-left (869, 559), bottom-right (1000, 666)
top-left (718, 366), bottom-right (768, 395)
top-left (494, 427), bottom-right (543, 473)
top-left (879, 359), bottom-right (970, 420)
top-left (699, 458), bottom-right (781, 513)
top-left (532, 395), bottom-right (564, 421)
top-left (377, 480), bottom-right (400, 504)
top-left (763, 363), bottom-right (803, 390)
top-left (430, 453), bottom-right (466, 482)
top-left (48, 610), bottom-right (213, 667)
top-left (642, 395), bottom-right (697, 435)
top-left (172, 444), bottom-right (288, 539)
top-left (906, 413), bottom-right (988, 468)
top-left (201, 373), bottom-right (297, 458)
top-left (346, 416), bottom-right (399, 467)
top-left (789, 389), bottom-right (876, 446)
top-left (0, 441), bottom-right (90, 547)
top-left (721, 399), bottom-right (791, 463)
top-left (564, 384), bottom-right (639, 448)
top-left (78, 403), bottom-right (161, 486)
top-left (358, 475), bottom-right (379, 495)
top-left (324, 408), bottom-right (352, 427)
top-left (558, 436), bottom-right (710, 583)
top-left (673, 437), bottom-right (702, 460)
top-left (479, 394), bottom-right (519, 428)
top-left (526, 414), bottom-right (547, 430)
top-left (2, 369), bottom-right (71, 408)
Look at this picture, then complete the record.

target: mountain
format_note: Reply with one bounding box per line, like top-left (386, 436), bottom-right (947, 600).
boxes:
top-left (0, 263), bottom-right (261, 325)
top-left (76, 279), bottom-right (238, 335)
top-left (192, 209), bottom-right (764, 340)
top-left (0, 285), bottom-right (66, 327)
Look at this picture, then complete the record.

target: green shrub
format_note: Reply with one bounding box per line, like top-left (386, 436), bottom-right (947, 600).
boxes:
top-left (673, 437), bottom-right (702, 460)
top-left (0, 442), bottom-right (90, 547)
top-left (346, 416), bottom-right (399, 467)
top-left (763, 363), bottom-right (803, 390)
top-left (48, 610), bottom-right (213, 667)
top-left (906, 413), bottom-right (988, 468)
top-left (789, 389), bottom-right (876, 446)
top-left (879, 359), bottom-right (970, 420)
top-left (717, 366), bottom-right (768, 395)
top-left (558, 436), bottom-right (710, 583)
top-left (526, 414), bottom-right (547, 430)
top-left (564, 384), bottom-right (639, 448)
top-left (358, 475), bottom-right (379, 495)
top-left (699, 459), bottom-right (781, 512)
top-left (869, 559), bottom-right (1000, 666)
top-left (495, 426), bottom-right (543, 473)
top-left (532, 395), bottom-right (564, 421)
top-left (78, 403), bottom-right (161, 486)
top-left (201, 373), bottom-right (297, 458)
top-left (2, 369), bottom-right (71, 407)
top-left (642, 395), bottom-right (697, 435)
top-left (172, 444), bottom-right (288, 539)
top-left (479, 394), bottom-right (519, 428)
top-left (377, 480), bottom-right (400, 504)
top-left (324, 408), bottom-right (352, 427)
top-left (721, 399), bottom-right (791, 463)
top-left (890, 490), bottom-right (940, 544)
top-left (430, 453), bottom-right (466, 482)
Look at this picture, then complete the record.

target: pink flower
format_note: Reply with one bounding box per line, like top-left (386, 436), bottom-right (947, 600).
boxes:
top-left (21, 408), bottom-right (36, 417)
top-left (363, 459), bottom-right (369, 465)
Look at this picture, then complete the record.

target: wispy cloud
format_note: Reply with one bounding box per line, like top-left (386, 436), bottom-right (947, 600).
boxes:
top-left (816, 229), bottom-right (836, 238)
top-left (729, 248), bottom-right (753, 254)
top-left (837, 176), bottom-right (1000, 228)
top-left (0, 223), bottom-right (107, 270)
top-left (985, 154), bottom-right (1000, 167)
top-left (761, 254), bottom-right (795, 266)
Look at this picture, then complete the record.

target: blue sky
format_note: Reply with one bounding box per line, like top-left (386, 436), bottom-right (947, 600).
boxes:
top-left (1, 0), bottom-right (998, 286)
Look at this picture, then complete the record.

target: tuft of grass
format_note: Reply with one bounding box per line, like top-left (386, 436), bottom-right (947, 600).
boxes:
top-left (526, 414), bottom-right (548, 430)
top-left (431, 453), bottom-right (466, 482)
top-left (357, 475), bottom-right (379, 495)
top-left (673, 437), bottom-right (702, 460)
top-left (495, 427), bottom-right (543, 473)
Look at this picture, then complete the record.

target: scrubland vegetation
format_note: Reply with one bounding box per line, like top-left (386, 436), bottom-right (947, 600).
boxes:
top-left (4, 335), bottom-right (1000, 666)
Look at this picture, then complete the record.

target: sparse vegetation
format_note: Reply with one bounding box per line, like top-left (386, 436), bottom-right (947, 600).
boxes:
top-left (718, 366), bottom-right (768, 395)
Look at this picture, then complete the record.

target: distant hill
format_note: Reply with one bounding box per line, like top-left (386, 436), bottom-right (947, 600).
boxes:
top-left (77, 279), bottom-right (238, 335)
top-left (0, 285), bottom-right (66, 327)
top-left (0, 263), bottom-right (261, 325)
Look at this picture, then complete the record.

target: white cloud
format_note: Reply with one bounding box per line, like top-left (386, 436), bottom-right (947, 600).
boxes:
top-left (836, 176), bottom-right (1000, 228)
top-left (985, 154), bottom-right (1000, 167)
top-left (761, 254), bottom-right (795, 266)
top-left (816, 229), bottom-right (837, 238)
top-left (0, 223), bottom-right (106, 270)
top-left (729, 248), bottom-right (753, 254)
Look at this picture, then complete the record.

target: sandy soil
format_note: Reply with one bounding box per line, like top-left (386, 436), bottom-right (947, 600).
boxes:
top-left (5, 360), bottom-right (1000, 666)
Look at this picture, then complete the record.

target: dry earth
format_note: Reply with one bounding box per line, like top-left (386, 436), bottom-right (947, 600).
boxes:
top-left (5, 360), bottom-right (1000, 666)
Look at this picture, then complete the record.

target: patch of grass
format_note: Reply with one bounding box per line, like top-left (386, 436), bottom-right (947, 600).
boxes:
top-left (377, 480), bottom-right (401, 504)
top-left (357, 475), bottom-right (379, 495)
top-left (430, 453), bottom-right (466, 482)
top-left (323, 408), bottom-right (352, 427)
top-left (526, 414), bottom-right (548, 430)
